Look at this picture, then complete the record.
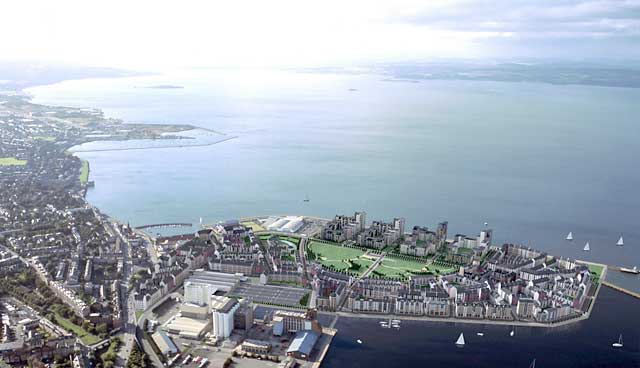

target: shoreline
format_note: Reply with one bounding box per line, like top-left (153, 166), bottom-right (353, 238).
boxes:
top-left (18, 92), bottom-right (635, 329)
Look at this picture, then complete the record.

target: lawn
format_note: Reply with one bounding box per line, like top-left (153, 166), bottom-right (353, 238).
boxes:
top-left (0, 157), bottom-right (27, 166)
top-left (308, 241), bottom-right (370, 275)
top-left (375, 256), bottom-right (429, 278)
top-left (241, 221), bottom-right (265, 232)
top-left (586, 263), bottom-right (605, 281)
top-left (53, 312), bottom-right (102, 345)
top-left (427, 263), bottom-right (458, 274)
top-left (278, 236), bottom-right (301, 245)
top-left (79, 159), bottom-right (89, 184)
top-left (308, 241), bottom-right (365, 260)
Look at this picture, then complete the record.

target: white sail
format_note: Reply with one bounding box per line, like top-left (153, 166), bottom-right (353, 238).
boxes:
top-left (566, 232), bottom-right (573, 241)
top-left (510, 330), bottom-right (515, 337)
top-left (583, 242), bottom-right (590, 251)
top-left (529, 359), bottom-right (536, 368)
top-left (612, 334), bottom-right (623, 348)
top-left (455, 332), bottom-right (465, 346)
top-left (617, 236), bottom-right (624, 246)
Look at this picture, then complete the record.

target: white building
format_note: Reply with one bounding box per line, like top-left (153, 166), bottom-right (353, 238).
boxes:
top-left (184, 281), bottom-right (215, 306)
top-left (211, 295), bottom-right (239, 339)
top-left (266, 216), bottom-right (304, 233)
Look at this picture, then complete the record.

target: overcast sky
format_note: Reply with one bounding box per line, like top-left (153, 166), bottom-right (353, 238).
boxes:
top-left (3, 0), bottom-right (639, 69)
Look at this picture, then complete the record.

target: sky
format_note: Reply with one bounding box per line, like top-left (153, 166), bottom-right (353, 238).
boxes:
top-left (2, 0), bottom-right (639, 69)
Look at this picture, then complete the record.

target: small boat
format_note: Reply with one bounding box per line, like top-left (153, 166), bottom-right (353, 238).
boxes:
top-left (612, 334), bottom-right (623, 348)
top-left (455, 332), bottom-right (465, 347)
top-left (529, 359), bottom-right (536, 368)
top-left (617, 236), bottom-right (624, 246)
top-left (391, 319), bottom-right (401, 324)
top-left (303, 194), bottom-right (310, 202)
top-left (356, 339), bottom-right (363, 344)
top-left (476, 332), bottom-right (484, 336)
top-left (620, 266), bottom-right (639, 275)
top-left (510, 329), bottom-right (515, 337)
top-left (583, 242), bottom-right (590, 252)
top-left (566, 232), bottom-right (573, 241)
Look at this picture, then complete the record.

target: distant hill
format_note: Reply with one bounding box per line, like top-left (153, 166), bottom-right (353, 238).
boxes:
top-left (0, 61), bottom-right (145, 91)
top-left (293, 60), bottom-right (640, 89)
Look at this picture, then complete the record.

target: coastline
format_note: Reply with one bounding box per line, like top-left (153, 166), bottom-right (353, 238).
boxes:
top-left (15, 89), bottom-right (638, 328)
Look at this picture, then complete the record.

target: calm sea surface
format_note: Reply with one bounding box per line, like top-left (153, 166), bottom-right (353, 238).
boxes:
top-left (28, 69), bottom-right (640, 294)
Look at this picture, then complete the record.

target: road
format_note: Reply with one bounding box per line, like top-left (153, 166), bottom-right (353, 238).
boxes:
top-left (337, 251), bottom-right (386, 311)
top-left (135, 291), bottom-right (183, 368)
top-left (109, 221), bottom-right (138, 367)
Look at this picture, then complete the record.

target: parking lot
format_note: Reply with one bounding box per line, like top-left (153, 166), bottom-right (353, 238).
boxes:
top-left (230, 284), bottom-right (308, 308)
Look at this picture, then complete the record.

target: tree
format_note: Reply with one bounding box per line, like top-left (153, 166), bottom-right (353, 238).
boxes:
top-left (96, 323), bottom-right (108, 337)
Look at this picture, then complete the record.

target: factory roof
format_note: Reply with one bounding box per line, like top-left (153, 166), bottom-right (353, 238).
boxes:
top-left (287, 330), bottom-right (320, 356)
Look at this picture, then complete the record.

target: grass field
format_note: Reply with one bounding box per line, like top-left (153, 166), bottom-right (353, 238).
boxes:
top-left (308, 241), bottom-right (370, 275)
top-left (241, 221), bottom-right (265, 232)
top-left (427, 263), bottom-right (457, 274)
top-left (0, 157), bottom-right (27, 166)
top-left (53, 312), bottom-right (102, 345)
top-left (376, 256), bottom-right (429, 278)
top-left (79, 159), bottom-right (89, 184)
top-left (586, 263), bottom-right (605, 281)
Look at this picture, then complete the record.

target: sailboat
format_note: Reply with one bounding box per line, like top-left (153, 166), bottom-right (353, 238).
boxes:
top-left (303, 194), bottom-right (310, 202)
top-left (566, 232), bottom-right (573, 241)
top-left (612, 334), bottom-right (623, 348)
top-left (617, 236), bottom-right (624, 246)
top-left (510, 326), bottom-right (515, 337)
top-left (357, 339), bottom-right (363, 344)
top-left (455, 332), bottom-right (465, 347)
top-left (583, 242), bottom-right (590, 252)
top-left (529, 359), bottom-right (536, 368)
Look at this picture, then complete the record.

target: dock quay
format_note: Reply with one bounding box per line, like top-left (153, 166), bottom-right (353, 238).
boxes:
top-left (602, 281), bottom-right (640, 299)
top-left (312, 327), bottom-right (337, 368)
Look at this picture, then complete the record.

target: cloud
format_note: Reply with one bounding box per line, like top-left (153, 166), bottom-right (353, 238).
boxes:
top-left (1, 0), bottom-right (638, 68)
top-left (390, 0), bottom-right (640, 38)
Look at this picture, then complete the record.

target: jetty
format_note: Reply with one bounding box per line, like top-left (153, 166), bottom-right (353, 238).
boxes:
top-left (134, 222), bottom-right (192, 230)
top-left (602, 281), bottom-right (640, 299)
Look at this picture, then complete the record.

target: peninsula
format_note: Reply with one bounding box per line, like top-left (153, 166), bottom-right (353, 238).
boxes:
top-left (0, 94), bottom-right (623, 368)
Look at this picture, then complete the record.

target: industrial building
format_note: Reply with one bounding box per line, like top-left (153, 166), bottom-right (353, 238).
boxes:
top-left (241, 339), bottom-right (271, 355)
top-left (272, 310), bottom-right (321, 336)
top-left (151, 331), bottom-right (178, 356)
top-left (185, 271), bottom-right (244, 297)
top-left (165, 316), bottom-right (211, 340)
top-left (211, 295), bottom-right (239, 339)
top-left (286, 330), bottom-right (320, 360)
